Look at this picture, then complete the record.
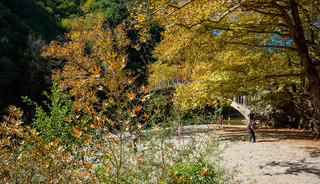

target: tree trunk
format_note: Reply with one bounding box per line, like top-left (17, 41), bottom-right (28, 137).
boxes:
top-left (310, 95), bottom-right (320, 138)
top-left (290, 0), bottom-right (320, 138)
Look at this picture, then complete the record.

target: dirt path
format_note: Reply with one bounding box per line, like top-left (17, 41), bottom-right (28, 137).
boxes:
top-left (217, 125), bottom-right (320, 184)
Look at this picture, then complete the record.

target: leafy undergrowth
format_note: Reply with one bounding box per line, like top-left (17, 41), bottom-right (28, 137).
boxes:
top-left (0, 105), bottom-right (237, 183)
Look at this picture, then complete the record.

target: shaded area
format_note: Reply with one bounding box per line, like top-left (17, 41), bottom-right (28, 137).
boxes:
top-left (217, 126), bottom-right (315, 142)
top-left (219, 125), bottom-right (320, 184)
top-left (261, 159), bottom-right (320, 179)
top-left (303, 147), bottom-right (320, 158)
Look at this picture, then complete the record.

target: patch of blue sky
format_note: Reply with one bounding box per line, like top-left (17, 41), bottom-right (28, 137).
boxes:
top-left (212, 29), bottom-right (221, 36)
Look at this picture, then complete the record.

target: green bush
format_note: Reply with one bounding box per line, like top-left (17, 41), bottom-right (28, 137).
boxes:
top-left (167, 161), bottom-right (217, 183)
top-left (22, 78), bottom-right (97, 150)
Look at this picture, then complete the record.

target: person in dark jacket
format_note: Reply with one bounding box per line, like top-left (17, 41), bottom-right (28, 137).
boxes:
top-left (247, 120), bottom-right (259, 143)
top-left (247, 111), bottom-right (256, 123)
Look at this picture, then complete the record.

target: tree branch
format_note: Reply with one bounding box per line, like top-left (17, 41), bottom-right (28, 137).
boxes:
top-left (263, 73), bottom-right (306, 79)
top-left (230, 41), bottom-right (297, 51)
top-left (247, 73), bottom-right (306, 83)
top-left (270, 0), bottom-right (296, 38)
top-left (136, 0), bottom-right (193, 25)
top-left (245, 29), bottom-right (290, 37)
top-left (166, 0), bottom-right (244, 28)
top-left (159, 0), bottom-right (194, 23)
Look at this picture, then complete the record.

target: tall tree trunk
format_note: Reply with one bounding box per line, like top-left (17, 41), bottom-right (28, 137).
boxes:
top-left (283, 87), bottom-right (310, 130)
top-left (290, 0), bottom-right (320, 138)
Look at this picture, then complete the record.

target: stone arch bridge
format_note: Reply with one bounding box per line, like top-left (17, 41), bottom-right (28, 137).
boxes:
top-left (137, 80), bottom-right (252, 121)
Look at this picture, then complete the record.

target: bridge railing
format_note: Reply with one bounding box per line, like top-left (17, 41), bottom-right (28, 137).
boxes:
top-left (134, 79), bottom-right (192, 94)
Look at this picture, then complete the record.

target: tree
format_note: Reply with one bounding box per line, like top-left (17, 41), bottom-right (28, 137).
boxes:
top-left (0, 0), bottom-right (64, 116)
top-left (42, 13), bottom-right (135, 109)
top-left (78, 0), bottom-right (164, 85)
top-left (81, 0), bottom-right (130, 28)
top-left (133, 0), bottom-right (320, 137)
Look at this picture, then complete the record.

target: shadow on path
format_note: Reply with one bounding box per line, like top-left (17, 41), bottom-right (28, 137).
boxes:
top-left (261, 159), bottom-right (320, 179)
top-left (303, 146), bottom-right (320, 158)
top-left (217, 126), bottom-right (315, 142)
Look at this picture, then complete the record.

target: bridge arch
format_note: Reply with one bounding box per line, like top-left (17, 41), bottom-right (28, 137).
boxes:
top-left (230, 101), bottom-right (251, 122)
top-left (139, 80), bottom-right (253, 121)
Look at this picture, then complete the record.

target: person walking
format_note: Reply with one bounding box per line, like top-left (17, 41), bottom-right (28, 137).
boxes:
top-left (247, 120), bottom-right (259, 143)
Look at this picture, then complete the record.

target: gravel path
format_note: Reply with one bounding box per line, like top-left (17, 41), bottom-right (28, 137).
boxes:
top-left (217, 125), bottom-right (320, 184)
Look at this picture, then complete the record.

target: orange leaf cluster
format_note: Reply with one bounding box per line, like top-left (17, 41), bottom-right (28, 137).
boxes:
top-left (42, 14), bottom-right (131, 109)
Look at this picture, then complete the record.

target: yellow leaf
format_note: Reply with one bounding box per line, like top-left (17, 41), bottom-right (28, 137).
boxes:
top-left (90, 64), bottom-right (101, 74)
top-left (73, 101), bottom-right (81, 111)
top-left (165, 143), bottom-right (173, 148)
top-left (104, 163), bottom-right (111, 169)
top-left (142, 112), bottom-right (150, 118)
top-left (154, 109), bottom-right (160, 114)
top-left (124, 125), bottom-right (130, 131)
top-left (161, 163), bottom-right (167, 169)
top-left (134, 105), bottom-right (142, 111)
top-left (127, 91), bottom-right (136, 100)
top-left (137, 123), bottom-right (143, 129)
top-left (127, 75), bottom-right (139, 84)
top-left (151, 135), bottom-right (156, 140)
top-left (2, 138), bottom-right (10, 146)
top-left (109, 120), bottom-right (114, 126)
top-left (77, 161), bottom-right (83, 168)
top-left (72, 126), bottom-right (82, 138)
top-left (84, 104), bottom-right (93, 112)
top-left (199, 167), bottom-right (208, 175)
top-left (102, 100), bottom-right (107, 107)
top-left (143, 85), bottom-right (153, 94)
top-left (90, 123), bottom-right (99, 129)
top-left (86, 163), bottom-right (93, 169)
top-left (180, 176), bottom-right (188, 182)
top-left (64, 117), bottom-right (72, 123)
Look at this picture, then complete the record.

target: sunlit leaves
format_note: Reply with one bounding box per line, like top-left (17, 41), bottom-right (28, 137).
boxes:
top-left (0, 106), bottom-right (73, 183)
top-left (132, 0), bottom-right (314, 110)
top-left (42, 14), bottom-right (131, 107)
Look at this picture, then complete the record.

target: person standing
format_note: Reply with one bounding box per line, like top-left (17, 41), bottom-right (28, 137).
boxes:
top-left (219, 116), bottom-right (223, 127)
top-left (178, 121), bottom-right (183, 138)
top-left (247, 111), bottom-right (256, 124)
top-left (131, 129), bottom-right (138, 153)
top-left (247, 120), bottom-right (259, 143)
